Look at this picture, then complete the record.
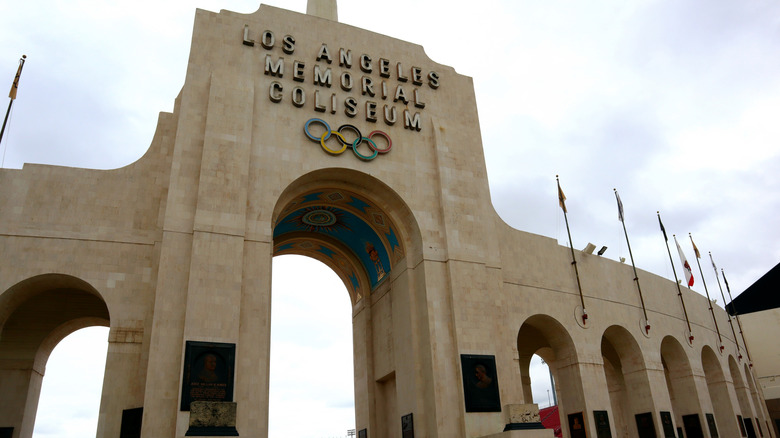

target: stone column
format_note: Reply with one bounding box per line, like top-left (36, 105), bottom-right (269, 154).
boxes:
top-left (96, 325), bottom-right (146, 438)
top-left (0, 362), bottom-right (42, 438)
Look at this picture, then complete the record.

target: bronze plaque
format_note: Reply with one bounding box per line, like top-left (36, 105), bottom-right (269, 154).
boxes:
top-left (401, 413), bottom-right (414, 438)
top-left (635, 412), bottom-right (656, 438)
top-left (705, 413), bottom-right (719, 438)
top-left (661, 411), bottom-right (675, 438)
top-left (180, 341), bottom-right (235, 411)
top-left (460, 354), bottom-right (501, 412)
top-left (682, 413), bottom-right (704, 438)
top-left (568, 412), bottom-right (587, 438)
top-left (593, 410), bottom-right (611, 438)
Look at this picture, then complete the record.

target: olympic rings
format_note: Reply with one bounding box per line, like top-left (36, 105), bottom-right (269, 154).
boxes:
top-left (303, 118), bottom-right (392, 161)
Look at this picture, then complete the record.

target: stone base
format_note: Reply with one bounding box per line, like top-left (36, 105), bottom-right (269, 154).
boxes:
top-left (481, 429), bottom-right (555, 438)
top-left (186, 401), bottom-right (239, 436)
top-left (185, 426), bottom-right (239, 436)
top-left (504, 422), bottom-right (545, 431)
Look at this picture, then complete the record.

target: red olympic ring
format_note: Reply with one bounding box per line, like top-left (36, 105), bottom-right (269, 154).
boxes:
top-left (303, 118), bottom-right (392, 161)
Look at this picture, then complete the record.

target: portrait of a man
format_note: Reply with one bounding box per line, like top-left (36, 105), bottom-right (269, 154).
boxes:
top-left (180, 341), bottom-right (235, 411)
top-left (460, 354), bottom-right (501, 412)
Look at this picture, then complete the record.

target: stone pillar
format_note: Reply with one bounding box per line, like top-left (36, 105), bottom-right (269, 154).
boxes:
top-left (0, 363), bottom-right (42, 438)
top-left (96, 325), bottom-right (146, 438)
top-left (706, 370), bottom-right (742, 438)
top-left (140, 232), bottom-right (193, 437)
top-left (351, 297), bottom-right (374, 435)
top-left (575, 360), bottom-right (616, 438)
top-left (234, 241), bottom-right (273, 435)
top-left (645, 364), bottom-right (677, 434)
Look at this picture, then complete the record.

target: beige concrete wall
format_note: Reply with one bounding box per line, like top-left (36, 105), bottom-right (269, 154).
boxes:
top-left (0, 4), bottom-right (773, 438)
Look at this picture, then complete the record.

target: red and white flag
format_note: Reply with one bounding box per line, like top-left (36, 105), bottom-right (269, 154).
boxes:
top-left (674, 235), bottom-right (694, 287)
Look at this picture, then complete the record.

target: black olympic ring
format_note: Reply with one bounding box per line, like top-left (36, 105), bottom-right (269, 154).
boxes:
top-left (304, 118), bottom-right (392, 161)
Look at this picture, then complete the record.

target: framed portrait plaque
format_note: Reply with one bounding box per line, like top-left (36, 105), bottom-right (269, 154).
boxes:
top-left (180, 341), bottom-right (235, 411)
top-left (401, 413), bottom-right (414, 438)
top-left (460, 354), bottom-right (501, 412)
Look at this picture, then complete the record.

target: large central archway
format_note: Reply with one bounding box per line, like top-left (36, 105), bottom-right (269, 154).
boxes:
top-left (270, 168), bottom-right (422, 436)
top-left (273, 186), bottom-right (405, 305)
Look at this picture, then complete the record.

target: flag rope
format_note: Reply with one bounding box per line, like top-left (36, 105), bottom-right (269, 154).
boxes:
top-left (0, 55), bottom-right (26, 148)
top-left (722, 268), bottom-right (752, 365)
top-left (557, 176), bottom-right (587, 324)
top-left (615, 189), bottom-right (649, 333)
top-left (710, 252), bottom-right (741, 359)
top-left (689, 234), bottom-right (723, 349)
top-left (658, 213), bottom-right (693, 342)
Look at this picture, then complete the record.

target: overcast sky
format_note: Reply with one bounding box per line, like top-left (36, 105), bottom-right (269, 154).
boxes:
top-left (1, 1), bottom-right (779, 437)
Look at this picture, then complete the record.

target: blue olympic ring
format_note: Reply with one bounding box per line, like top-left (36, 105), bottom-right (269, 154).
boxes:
top-left (303, 118), bottom-right (392, 161)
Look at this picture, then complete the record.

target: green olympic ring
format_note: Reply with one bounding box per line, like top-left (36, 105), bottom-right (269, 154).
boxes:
top-left (303, 118), bottom-right (392, 161)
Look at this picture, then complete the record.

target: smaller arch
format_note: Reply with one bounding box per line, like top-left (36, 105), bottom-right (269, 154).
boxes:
top-left (0, 274), bottom-right (110, 438)
top-left (0, 273), bottom-right (106, 331)
top-left (601, 325), bottom-right (654, 437)
top-left (702, 345), bottom-right (739, 438)
top-left (744, 362), bottom-right (765, 436)
top-left (601, 325), bottom-right (646, 374)
top-left (517, 314), bottom-right (581, 425)
top-left (661, 335), bottom-right (705, 437)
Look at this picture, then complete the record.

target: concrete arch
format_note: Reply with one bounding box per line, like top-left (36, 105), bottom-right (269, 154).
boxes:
top-left (271, 168), bottom-right (419, 305)
top-left (0, 273), bottom-right (110, 438)
top-left (661, 335), bottom-right (706, 438)
top-left (744, 362), bottom-right (770, 437)
top-left (271, 168), bottom-right (433, 438)
top-left (728, 355), bottom-right (753, 428)
top-left (517, 314), bottom-right (582, 437)
top-left (701, 344), bottom-right (741, 437)
top-left (272, 167), bottom-right (422, 261)
top-left (601, 325), bottom-right (654, 437)
top-left (730, 355), bottom-right (758, 436)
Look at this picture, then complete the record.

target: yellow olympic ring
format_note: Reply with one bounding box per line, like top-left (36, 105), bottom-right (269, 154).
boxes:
top-left (320, 131), bottom-right (348, 155)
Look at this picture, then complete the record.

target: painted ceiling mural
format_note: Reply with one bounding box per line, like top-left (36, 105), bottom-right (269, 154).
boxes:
top-left (273, 189), bottom-right (404, 300)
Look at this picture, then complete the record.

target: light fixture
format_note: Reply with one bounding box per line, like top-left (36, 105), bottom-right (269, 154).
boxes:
top-left (597, 246), bottom-right (607, 256)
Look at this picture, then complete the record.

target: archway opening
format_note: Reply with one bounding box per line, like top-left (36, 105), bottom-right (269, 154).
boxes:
top-left (32, 327), bottom-right (109, 438)
top-left (601, 325), bottom-right (653, 438)
top-left (701, 345), bottom-right (737, 438)
top-left (530, 354), bottom-right (555, 409)
top-left (517, 315), bottom-right (581, 438)
top-left (661, 336), bottom-right (704, 438)
top-left (730, 356), bottom-right (757, 437)
top-left (0, 274), bottom-right (110, 438)
top-left (268, 255), bottom-right (355, 438)
top-left (270, 169), bottom-right (421, 437)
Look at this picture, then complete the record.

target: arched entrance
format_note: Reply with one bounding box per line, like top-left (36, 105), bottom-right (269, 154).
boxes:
top-left (730, 356), bottom-right (758, 437)
top-left (600, 325), bottom-right (653, 437)
top-left (517, 315), bottom-right (582, 438)
top-left (0, 274), bottom-right (110, 438)
top-left (271, 169), bottom-right (422, 437)
top-left (701, 345), bottom-right (740, 437)
top-left (661, 336), bottom-right (706, 438)
top-left (744, 362), bottom-right (770, 437)
top-left (267, 255), bottom-right (354, 437)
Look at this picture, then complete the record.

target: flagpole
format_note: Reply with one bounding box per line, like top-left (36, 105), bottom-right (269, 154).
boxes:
top-left (557, 176), bottom-right (587, 324)
top-left (689, 234), bottom-right (723, 350)
top-left (710, 252), bottom-right (741, 359)
top-left (658, 213), bottom-right (693, 342)
top-left (0, 55), bottom-right (27, 147)
top-left (615, 189), bottom-right (649, 334)
top-left (722, 268), bottom-right (752, 366)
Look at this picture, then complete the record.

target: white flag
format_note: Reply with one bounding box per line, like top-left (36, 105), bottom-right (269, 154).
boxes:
top-left (674, 235), bottom-right (694, 287)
